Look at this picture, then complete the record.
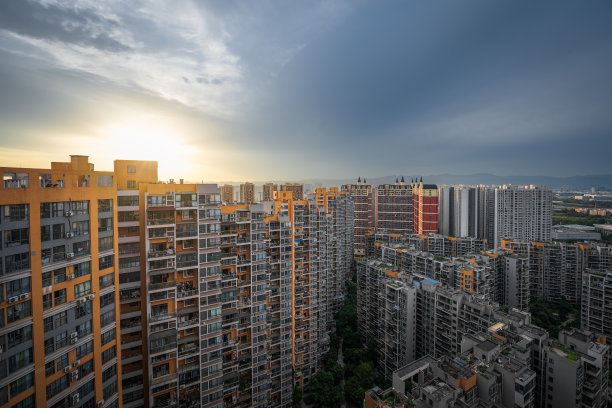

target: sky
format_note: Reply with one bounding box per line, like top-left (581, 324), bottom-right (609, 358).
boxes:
top-left (0, 0), bottom-right (611, 182)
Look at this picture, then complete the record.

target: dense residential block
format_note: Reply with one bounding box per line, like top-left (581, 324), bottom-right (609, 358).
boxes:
top-left (412, 181), bottom-right (439, 235)
top-left (0, 156), bottom-right (122, 408)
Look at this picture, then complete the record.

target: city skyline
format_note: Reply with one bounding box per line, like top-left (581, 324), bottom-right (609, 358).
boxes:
top-left (1, 1), bottom-right (612, 181)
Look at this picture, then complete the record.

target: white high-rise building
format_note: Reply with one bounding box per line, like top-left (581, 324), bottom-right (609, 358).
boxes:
top-left (493, 185), bottom-right (552, 248)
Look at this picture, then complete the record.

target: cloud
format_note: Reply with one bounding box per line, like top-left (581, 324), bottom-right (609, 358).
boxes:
top-left (0, 0), bottom-right (243, 117)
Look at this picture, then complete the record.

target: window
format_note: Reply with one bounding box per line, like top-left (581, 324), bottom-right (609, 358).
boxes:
top-left (54, 289), bottom-right (66, 306)
top-left (101, 292), bottom-right (115, 308)
top-left (153, 363), bottom-right (169, 378)
top-left (102, 345), bottom-right (116, 364)
top-left (41, 225), bottom-right (51, 241)
top-left (46, 374), bottom-right (69, 399)
top-left (44, 338), bottom-right (54, 355)
top-left (4, 204), bottom-right (28, 221)
top-left (6, 277), bottom-right (30, 297)
top-left (3, 173), bottom-right (28, 188)
top-left (43, 294), bottom-right (52, 310)
top-left (54, 332), bottom-right (68, 351)
top-left (4, 229), bottom-right (29, 247)
top-left (74, 261), bottom-right (91, 277)
top-left (10, 372), bottom-right (34, 398)
top-left (99, 217), bottom-right (113, 232)
top-left (127, 180), bottom-right (136, 188)
top-left (56, 353), bottom-right (69, 371)
top-left (52, 223), bottom-right (65, 240)
top-left (7, 325), bottom-right (32, 349)
top-left (79, 359), bottom-right (94, 377)
top-left (51, 245), bottom-right (65, 262)
top-left (97, 175), bottom-right (113, 187)
top-left (11, 394), bottom-right (35, 408)
top-left (71, 220), bottom-right (89, 236)
top-left (100, 273), bottom-right (115, 289)
top-left (103, 364), bottom-right (117, 382)
top-left (118, 196), bottom-right (139, 206)
top-left (76, 320), bottom-right (92, 337)
top-left (119, 256), bottom-right (139, 269)
top-left (76, 340), bottom-right (93, 359)
top-left (127, 165), bottom-right (136, 173)
top-left (99, 255), bottom-right (114, 270)
top-left (98, 199), bottom-right (113, 212)
top-left (72, 240), bottom-right (90, 255)
top-left (7, 301), bottom-right (31, 323)
top-left (99, 236), bottom-right (113, 252)
top-left (46, 361), bottom-right (55, 377)
top-left (101, 309), bottom-right (115, 328)
top-left (74, 281), bottom-right (92, 298)
top-left (75, 301), bottom-right (92, 319)
top-left (101, 329), bottom-right (116, 346)
top-left (54, 311), bottom-right (67, 329)
top-left (53, 268), bottom-right (66, 284)
top-left (103, 380), bottom-right (117, 400)
top-left (8, 348), bottom-right (33, 373)
top-left (5, 252), bottom-right (30, 273)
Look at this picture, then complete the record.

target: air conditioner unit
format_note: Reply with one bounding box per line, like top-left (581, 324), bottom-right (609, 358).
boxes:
top-left (71, 338), bottom-right (79, 344)
top-left (67, 274), bottom-right (75, 280)
top-left (65, 210), bottom-right (74, 217)
top-left (71, 372), bottom-right (79, 382)
top-left (168, 237), bottom-right (174, 242)
top-left (8, 296), bottom-right (18, 303)
top-left (97, 400), bottom-right (104, 407)
top-left (179, 385), bottom-right (186, 390)
top-left (88, 294), bottom-right (95, 300)
top-left (67, 253), bottom-right (75, 259)
top-left (78, 297), bottom-right (87, 304)
top-left (65, 232), bottom-right (75, 238)
top-left (73, 360), bottom-right (80, 367)
top-left (167, 249), bottom-right (174, 255)
top-left (19, 293), bottom-right (29, 300)
top-left (64, 366), bottom-right (71, 373)
top-left (70, 332), bottom-right (78, 339)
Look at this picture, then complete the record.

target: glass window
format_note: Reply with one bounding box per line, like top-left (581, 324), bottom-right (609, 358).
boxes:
top-left (127, 180), bottom-right (136, 189)
top-left (99, 255), bottom-right (114, 270)
top-left (52, 224), bottom-right (65, 240)
top-left (100, 292), bottom-right (115, 308)
top-left (76, 340), bottom-right (93, 359)
top-left (4, 229), bottom-right (29, 247)
top-left (99, 273), bottom-right (114, 289)
top-left (74, 261), bottom-right (91, 277)
top-left (75, 301), bottom-right (92, 319)
top-left (4, 204), bottom-right (28, 221)
top-left (7, 325), bottom-right (32, 349)
top-left (101, 345), bottom-right (116, 364)
top-left (7, 301), bottom-right (32, 323)
top-left (6, 277), bottom-right (30, 297)
top-left (54, 289), bottom-right (66, 306)
top-left (43, 294), bottom-right (52, 311)
top-left (74, 281), bottom-right (92, 298)
top-left (53, 268), bottom-right (66, 284)
top-left (10, 372), bottom-right (34, 398)
top-left (8, 348), bottom-right (33, 373)
top-left (98, 199), bottom-right (113, 212)
top-left (97, 175), bottom-right (113, 187)
top-left (118, 196), bottom-right (139, 206)
top-left (99, 236), bottom-right (113, 252)
top-left (101, 329), bottom-right (116, 346)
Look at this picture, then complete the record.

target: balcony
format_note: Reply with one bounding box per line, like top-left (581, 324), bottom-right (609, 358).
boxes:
top-left (150, 312), bottom-right (176, 323)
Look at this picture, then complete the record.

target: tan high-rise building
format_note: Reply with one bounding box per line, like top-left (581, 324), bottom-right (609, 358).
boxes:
top-left (0, 155), bottom-right (122, 408)
top-left (262, 183), bottom-right (278, 201)
top-left (220, 184), bottom-right (235, 204)
top-left (280, 183), bottom-right (303, 200)
top-left (240, 182), bottom-right (255, 203)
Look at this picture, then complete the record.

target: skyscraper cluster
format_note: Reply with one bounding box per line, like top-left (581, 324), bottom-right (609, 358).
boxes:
top-left (0, 156), bottom-right (353, 408)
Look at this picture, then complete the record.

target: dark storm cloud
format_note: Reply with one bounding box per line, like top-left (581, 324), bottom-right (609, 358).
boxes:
top-left (0, 0), bottom-right (130, 52)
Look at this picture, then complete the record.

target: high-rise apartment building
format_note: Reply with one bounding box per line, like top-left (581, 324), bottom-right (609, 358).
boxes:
top-left (374, 178), bottom-right (412, 235)
top-left (438, 185), bottom-right (489, 239)
top-left (262, 183), bottom-right (278, 201)
top-left (581, 268), bottom-right (612, 342)
top-left (341, 178), bottom-right (373, 257)
top-left (492, 185), bottom-right (552, 248)
top-left (0, 156), bottom-right (122, 408)
top-left (239, 183), bottom-right (254, 204)
top-left (279, 183), bottom-right (303, 201)
top-left (542, 329), bottom-right (608, 408)
top-left (220, 185), bottom-right (234, 204)
top-left (412, 180), bottom-right (438, 234)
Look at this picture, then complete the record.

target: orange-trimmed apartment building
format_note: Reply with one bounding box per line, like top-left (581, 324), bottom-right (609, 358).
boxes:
top-left (0, 156), bottom-right (122, 408)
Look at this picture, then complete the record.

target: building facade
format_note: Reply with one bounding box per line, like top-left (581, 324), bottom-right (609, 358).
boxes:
top-left (374, 178), bottom-right (412, 235)
top-left (262, 184), bottom-right (278, 202)
top-left (239, 183), bottom-right (254, 204)
top-left (0, 156), bottom-right (122, 408)
top-left (220, 185), bottom-right (234, 204)
top-left (341, 178), bottom-right (373, 257)
top-left (412, 181), bottom-right (438, 235)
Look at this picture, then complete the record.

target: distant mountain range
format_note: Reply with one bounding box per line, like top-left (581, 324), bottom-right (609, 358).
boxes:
top-left (295, 173), bottom-right (612, 190)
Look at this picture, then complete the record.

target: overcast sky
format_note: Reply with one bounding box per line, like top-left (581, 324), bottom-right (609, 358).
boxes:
top-left (1, 0), bottom-right (611, 181)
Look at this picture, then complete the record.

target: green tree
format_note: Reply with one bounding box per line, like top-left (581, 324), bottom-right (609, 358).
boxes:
top-left (309, 370), bottom-right (343, 408)
top-left (292, 386), bottom-right (303, 408)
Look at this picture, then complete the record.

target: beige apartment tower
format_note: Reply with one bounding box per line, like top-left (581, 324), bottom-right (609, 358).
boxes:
top-left (240, 183), bottom-right (255, 203)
